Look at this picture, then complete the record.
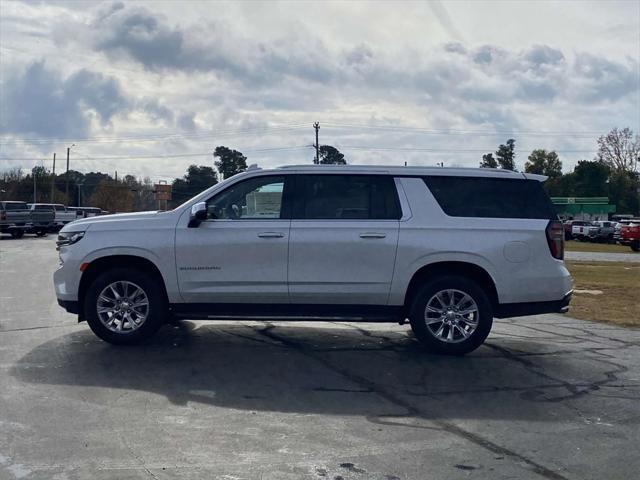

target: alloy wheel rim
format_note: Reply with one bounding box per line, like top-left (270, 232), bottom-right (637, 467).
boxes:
top-left (97, 281), bottom-right (149, 333)
top-left (424, 289), bottom-right (479, 343)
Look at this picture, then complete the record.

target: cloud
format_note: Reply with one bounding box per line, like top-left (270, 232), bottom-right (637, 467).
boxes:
top-left (177, 112), bottom-right (196, 131)
top-left (140, 99), bottom-right (174, 124)
top-left (0, 61), bottom-right (129, 139)
top-left (429, 1), bottom-right (464, 42)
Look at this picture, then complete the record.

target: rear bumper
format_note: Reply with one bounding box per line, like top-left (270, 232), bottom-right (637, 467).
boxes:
top-left (495, 292), bottom-right (572, 318)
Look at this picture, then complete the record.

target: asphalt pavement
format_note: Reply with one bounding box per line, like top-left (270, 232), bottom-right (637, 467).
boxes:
top-left (1, 235), bottom-right (639, 480)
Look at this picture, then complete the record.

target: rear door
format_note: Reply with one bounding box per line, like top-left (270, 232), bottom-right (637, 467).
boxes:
top-left (288, 174), bottom-right (401, 305)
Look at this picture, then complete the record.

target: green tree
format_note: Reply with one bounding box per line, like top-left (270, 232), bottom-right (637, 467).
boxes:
top-left (597, 127), bottom-right (639, 173)
top-left (608, 170), bottom-right (640, 215)
top-left (525, 149), bottom-right (562, 178)
top-left (172, 164), bottom-right (219, 206)
top-left (479, 153), bottom-right (498, 168)
top-left (88, 179), bottom-right (134, 213)
top-left (572, 160), bottom-right (609, 197)
top-left (318, 145), bottom-right (346, 164)
top-left (214, 146), bottom-right (247, 179)
top-left (496, 139), bottom-right (516, 171)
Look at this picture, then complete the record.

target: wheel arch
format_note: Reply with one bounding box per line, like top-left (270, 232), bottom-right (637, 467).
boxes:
top-left (403, 261), bottom-right (499, 313)
top-left (78, 255), bottom-right (169, 313)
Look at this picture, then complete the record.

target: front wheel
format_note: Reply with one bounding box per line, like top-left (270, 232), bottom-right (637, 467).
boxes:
top-left (35, 229), bottom-right (47, 237)
top-left (84, 268), bottom-right (167, 344)
top-left (631, 241), bottom-right (640, 252)
top-left (10, 230), bottom-right (24, 239)
top-left (409, 275), bottom-right (493, 355)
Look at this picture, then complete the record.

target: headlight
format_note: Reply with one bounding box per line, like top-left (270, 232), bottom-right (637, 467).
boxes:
top-left (56, 231), bottom-right (85, 249)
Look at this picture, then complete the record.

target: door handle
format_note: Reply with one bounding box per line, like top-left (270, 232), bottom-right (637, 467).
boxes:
top-left (258, 232), bottom-right (285, 238)
top-left (359, 232), bottom-right (386, 239)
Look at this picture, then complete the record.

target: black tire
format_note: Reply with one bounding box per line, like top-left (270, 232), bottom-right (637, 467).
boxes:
top-left (35, 229), bottom-right (47, 237)
top-left (84, 268), bottom-right (167, 345)
top-left (409, 275), bottom-right (493, 355)
top-left (10, 230), bottom-right (24, 239)
top-left (631, 241), bottom-right (640, 252)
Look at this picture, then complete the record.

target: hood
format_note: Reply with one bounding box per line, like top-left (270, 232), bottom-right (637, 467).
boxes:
top-left (60, 211), bottom-right (164, 232)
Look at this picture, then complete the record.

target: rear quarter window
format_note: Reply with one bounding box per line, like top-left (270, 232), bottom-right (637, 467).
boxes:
top-left (422, 176), bottom-right (556, 219)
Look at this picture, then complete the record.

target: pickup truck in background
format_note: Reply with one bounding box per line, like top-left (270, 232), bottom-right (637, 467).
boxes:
top-left (0, 201), bottom-right (30, 238)
top-left (26, 203), bottom-right (56, 236)
top-left (571, 221), bottom-right (598, 241)
top-left (51, 204), bottom-right (78, 230)
top-left (591, 221), bottom-right (616, 243)
top-left (620, 222), bottom-right (640, 252)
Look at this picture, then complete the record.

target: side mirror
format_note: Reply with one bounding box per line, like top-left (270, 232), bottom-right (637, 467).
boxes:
top-left (188, 202), bottom-right (208, 228)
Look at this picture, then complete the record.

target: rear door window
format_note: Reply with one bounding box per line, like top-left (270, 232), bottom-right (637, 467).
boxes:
top-left (294, 175), bottom-right (401, 220)
top-left (423, 176), bottom-right (556, 219)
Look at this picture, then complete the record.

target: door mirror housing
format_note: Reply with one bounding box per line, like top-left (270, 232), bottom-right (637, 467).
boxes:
top-left (188, 202), bottom-right (208, 228)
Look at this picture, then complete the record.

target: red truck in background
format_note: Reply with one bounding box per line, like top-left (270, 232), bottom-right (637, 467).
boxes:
top-left (620, 222), bottom-right (640, 252)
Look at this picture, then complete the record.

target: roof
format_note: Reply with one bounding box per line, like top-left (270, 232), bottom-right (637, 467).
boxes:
top-left (270, 164), bottom-right (546, 181)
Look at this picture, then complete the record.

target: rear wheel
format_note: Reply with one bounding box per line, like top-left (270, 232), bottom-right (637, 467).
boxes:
top-left (35, 229), bottom-right (47, 237)
top-left (631, 241), bottom-right (640, 252)
top-left (10, 230), bottom-right (24, 239)
top-left (409, 275), bottom-right (493, 355)
top-left (84, 268), bottom-right (167, 344)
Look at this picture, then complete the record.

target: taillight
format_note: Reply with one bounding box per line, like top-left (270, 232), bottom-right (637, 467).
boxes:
top-left (546, 220), bottom-right (564, 260)
top-left (0, 211), bottom-right (5, 221)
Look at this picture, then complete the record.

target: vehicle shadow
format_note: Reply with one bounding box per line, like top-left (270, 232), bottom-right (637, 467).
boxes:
top-left (11, 321), bottom-right (612, 420)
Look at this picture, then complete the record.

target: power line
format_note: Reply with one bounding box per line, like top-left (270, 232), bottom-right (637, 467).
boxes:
top-left (322, 122), bottom-right (604, 138)
top-left (0, 144), bottom-right (598, 163)
top-left (0, 124), bottom-right (311, 146)
top-left (0, 122), bottom-right (610, 148)
top-left (0, 145), bottom-right (311, 162)
top-left (335, 145), bottom-right (596, 153)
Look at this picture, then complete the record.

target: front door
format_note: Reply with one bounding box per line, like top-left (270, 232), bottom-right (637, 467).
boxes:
top-left (175, 175), bottom-right (292, 304)
top-left (288, 174), bottom-right (401, 305)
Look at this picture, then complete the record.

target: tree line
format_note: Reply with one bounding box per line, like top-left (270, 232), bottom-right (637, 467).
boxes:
top-left (1, 130), bottom-right (637, 215)
top-left (477, 127), bottom-right (639, 215)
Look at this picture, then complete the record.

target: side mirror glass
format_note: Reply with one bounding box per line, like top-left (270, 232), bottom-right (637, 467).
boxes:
top-left (188, 202), bottom-right (208, 228)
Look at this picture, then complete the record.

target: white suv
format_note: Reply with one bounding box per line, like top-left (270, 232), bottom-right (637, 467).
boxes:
top-left (54, 165), bottom-right (572, 355)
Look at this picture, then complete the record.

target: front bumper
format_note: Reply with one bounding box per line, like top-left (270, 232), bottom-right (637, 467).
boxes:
top-left (57, 299), bottom-right (80, 315)
top-left (495, 292), bottom-right (572, 319)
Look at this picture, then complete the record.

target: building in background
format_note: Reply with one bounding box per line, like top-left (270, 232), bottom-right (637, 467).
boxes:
top-left (551, 197), bottom-right (616, 221)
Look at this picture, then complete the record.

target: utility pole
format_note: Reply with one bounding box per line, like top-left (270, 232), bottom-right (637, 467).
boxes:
top-left (313, 122), bottom-right (320, 164)
top-left (33, 170), bottom-right (37, 203)
top-left (65, 144), bottom-right (75, 201)
top-left (50, 153), bottom-right (56, 202)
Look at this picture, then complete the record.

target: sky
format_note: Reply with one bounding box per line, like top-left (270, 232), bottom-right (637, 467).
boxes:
top-left (0, 0), bottom-right (639, 183)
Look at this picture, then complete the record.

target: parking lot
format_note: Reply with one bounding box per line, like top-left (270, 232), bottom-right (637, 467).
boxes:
top-left (1, 235), bottom-right (639, 480)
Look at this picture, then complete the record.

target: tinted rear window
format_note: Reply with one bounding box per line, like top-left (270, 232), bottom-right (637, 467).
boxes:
top-left (2, 202), bottom-right (28, 210)
top-left (423, 176), bottom-right (556, 219)
top-left (294, 175), bottom-right (401, 220)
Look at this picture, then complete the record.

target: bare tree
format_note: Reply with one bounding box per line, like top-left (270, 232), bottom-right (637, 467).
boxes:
top-left (597, 127), bottom-right (639, 173)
